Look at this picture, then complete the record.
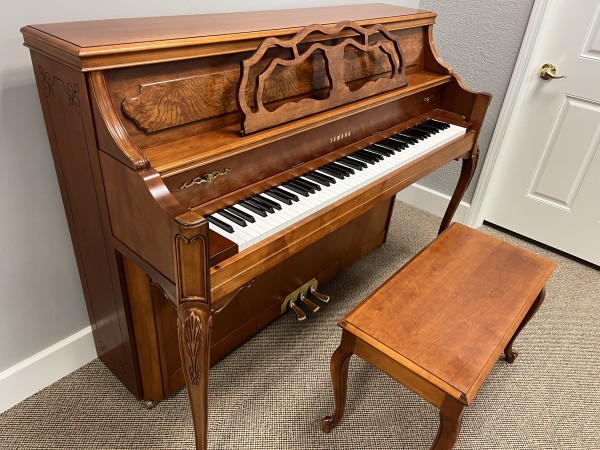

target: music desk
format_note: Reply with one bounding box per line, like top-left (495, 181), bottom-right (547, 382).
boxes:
top-left (321, 223), bottom-right (555, 449)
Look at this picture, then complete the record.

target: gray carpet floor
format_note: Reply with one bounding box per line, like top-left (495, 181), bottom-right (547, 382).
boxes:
top-left (1, 202), bottom-right (599, 449)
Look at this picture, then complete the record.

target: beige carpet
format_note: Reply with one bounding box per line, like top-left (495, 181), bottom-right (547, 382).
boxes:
top-left (1, 202), bottom-right (599, 449)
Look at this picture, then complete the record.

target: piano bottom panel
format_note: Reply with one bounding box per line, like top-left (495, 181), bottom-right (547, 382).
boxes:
top-left (125, 196), bottom-right (394, 401)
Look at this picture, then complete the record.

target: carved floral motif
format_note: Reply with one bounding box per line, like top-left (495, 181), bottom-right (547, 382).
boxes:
top-left (180, 311), bottom-right (203, 386)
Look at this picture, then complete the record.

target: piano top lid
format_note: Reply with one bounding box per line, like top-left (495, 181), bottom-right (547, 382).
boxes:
top-left (21, 3), bottom-right (436, 71)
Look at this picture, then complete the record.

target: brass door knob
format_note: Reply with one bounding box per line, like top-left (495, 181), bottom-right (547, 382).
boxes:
top-left (539, 63), bottom-right (566, 80)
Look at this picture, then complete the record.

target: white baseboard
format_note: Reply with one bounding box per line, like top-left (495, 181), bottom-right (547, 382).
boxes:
top-left (0, 326), bottom-right (96, 413)
top-left (396, 183), bottom-right (470, 224)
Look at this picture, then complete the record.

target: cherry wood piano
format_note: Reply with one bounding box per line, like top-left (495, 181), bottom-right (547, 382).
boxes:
top-left (21, 4), bottom-right (489, 448)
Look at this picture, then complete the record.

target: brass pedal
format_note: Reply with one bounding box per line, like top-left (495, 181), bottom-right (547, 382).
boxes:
top-left (299, 293), bottom-right (320, 312)
top-left (289, 299), bottom-right (306, 321)
top-left (309, 286), bottom-right (330, 303)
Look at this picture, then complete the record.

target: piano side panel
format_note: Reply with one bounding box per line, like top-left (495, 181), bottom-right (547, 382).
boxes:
top-left (29, 51), bottom-right (142, 397)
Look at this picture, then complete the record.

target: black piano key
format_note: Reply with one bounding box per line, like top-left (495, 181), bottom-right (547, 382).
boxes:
top-left (354, 150), bottom-right (379, 163)
top-left (391, 134), bottom-right (416, 145)
top-left (414, 123), bottom-right (440, 134)
top-left (384, 136), bottom-right (409, 148)
top-left (283, 182), bottom-right (310, 197)
top-left (406, 126), bottom-right (431, 137)
top-left (319, 166), bottom-right (346, 179)
top-left (329, 162), bottom-right (354, 175)
top-left (402, 129), bottom-right (427, 140)
top-left (303, 172), bottom-right (331, 186)
top-left (291, 178), bottom-right (317, 193)
top-left (349, 153), bottom-right (376, 165)
top-left (370, 142), bottom-right (396, 154)
top-left (239, 200), bottom-right (267, 217)
top-left (396, 133), bottom-right (419, 144)
top-left (226, 206), bottom-right (255, 223)
top-left (271, 186), bottom-right (299, 201)
top-left (426, 119), bottom-right (450, 130)
top-left (321, 163), bottom-right (350, 178)
top-left (217, 210), bottom-right (247, 227)
top-left (254, 194), bottom-right (282, 210)
top-left (339, 157), bottom-right (366, 170)
top-left (287, 179), bottom-right (313, 194)
top-left (297, 176), bottom-right (321, 191)
top-left (247, 197), bottom-right (274, 213)
top-left (359, 148), bottom-right (384, 161)
top-left (265, 189), bottom-right (293, 205)
top-left (205, 214), bottom-right (234, 233)
top-left (310, 170), bottom-right (336, 184)
top-left (365, 146), bottom-right (393, 158)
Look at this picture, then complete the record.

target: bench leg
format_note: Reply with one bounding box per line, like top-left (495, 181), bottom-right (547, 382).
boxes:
top-left (504, 287), bottom-right (546, 363)
top-left (321, 330), bottom-right (356, 433)
top-left (431, 395), bottom-right (465, 450)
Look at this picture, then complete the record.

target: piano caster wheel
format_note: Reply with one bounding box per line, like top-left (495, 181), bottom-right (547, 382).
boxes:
top-left (144, 400), bottom-right (159, 409)
top-left (310, 286), bottom-right (330, 303)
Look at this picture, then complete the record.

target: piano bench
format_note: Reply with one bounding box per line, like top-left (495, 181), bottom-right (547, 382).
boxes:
top-left (321, 223), bottom-right (555, 449)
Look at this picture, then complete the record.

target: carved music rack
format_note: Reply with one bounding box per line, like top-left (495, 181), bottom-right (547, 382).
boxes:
top-left (236, 21), bottom-right (408, 135)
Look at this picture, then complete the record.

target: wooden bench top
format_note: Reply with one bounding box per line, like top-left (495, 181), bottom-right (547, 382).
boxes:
top-left (340, 223), bottom-right (555, 405)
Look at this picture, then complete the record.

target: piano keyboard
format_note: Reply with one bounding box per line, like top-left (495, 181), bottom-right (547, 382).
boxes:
top-left (205, 119), bottom-right (466, 251)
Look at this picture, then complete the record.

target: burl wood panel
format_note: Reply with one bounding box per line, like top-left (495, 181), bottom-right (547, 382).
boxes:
top-left (345, 223), bottom-right (556, 404)
top-left (121, 48), bottom-right (395, 134)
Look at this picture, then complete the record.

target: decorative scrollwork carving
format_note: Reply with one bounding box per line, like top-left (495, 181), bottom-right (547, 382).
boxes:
top-left (179, 168), bottom-right (231, 190)
top-left (237, 20), bottom-right (407, 134)
top-left (38, 65), bottom-right (55, 97)
top-left (65, 82), bottom-right (80, 108)
top-left (180, 311), bottom-right (203, 385)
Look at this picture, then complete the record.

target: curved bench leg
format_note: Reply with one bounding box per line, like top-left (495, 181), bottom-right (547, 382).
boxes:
top-left (431, 395), bottom-right (465, 450)
top-left (321, 330), bottom-right (356, 433)
top-left (504, 287), bottom-right (546, 363)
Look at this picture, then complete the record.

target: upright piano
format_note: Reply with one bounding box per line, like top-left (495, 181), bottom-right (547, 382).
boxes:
top-left (21, 4), bottom-right (489, 448)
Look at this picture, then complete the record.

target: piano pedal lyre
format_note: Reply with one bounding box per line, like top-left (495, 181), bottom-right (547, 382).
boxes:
top-left (282, 278), bottom-right (329, 321)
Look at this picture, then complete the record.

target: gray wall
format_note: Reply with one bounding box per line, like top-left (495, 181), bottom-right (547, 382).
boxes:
top-left (419, 0), bottom-right (535, 202)
top-left (0, 2), bottom-right (421, 372)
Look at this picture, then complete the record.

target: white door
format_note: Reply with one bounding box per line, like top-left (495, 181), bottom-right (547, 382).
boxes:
top-left (483, 0), bottom-right (600, 266)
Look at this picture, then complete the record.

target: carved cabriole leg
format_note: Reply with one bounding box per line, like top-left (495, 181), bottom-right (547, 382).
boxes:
top-left (178, 302), bottom-right (211, 450)
top-left (431, 395), bottom-right (465, 450)
top-left (321, 329), bottom-right (356, 433)
top-left (173, 212), bottom-right (212, 450)
top-left (438, 144), bottom-right (480, 234)
top-left (505, 287), bottom-right (546, 363)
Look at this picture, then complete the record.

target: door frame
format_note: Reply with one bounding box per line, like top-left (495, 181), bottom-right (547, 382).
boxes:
top-left (466, 0), bottom-right (552, 228)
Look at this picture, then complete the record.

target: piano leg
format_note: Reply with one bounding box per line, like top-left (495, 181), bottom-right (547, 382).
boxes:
top-left (173, 214), bottom-right (212, 450)
top-left (438, 144), bottom-right (479, 234)
top-left (177, 303), bottom-right (211, 450)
